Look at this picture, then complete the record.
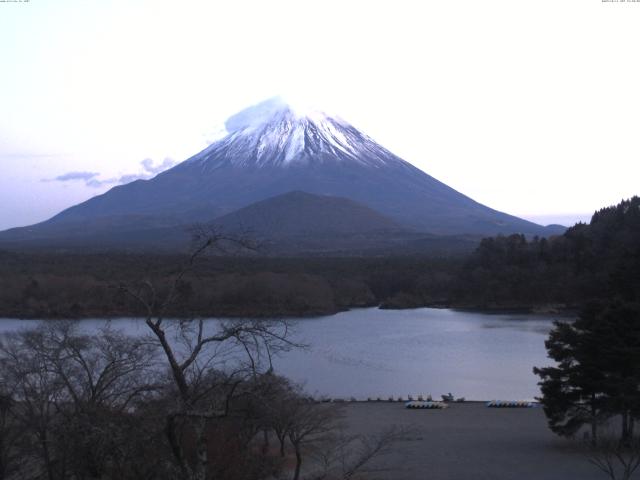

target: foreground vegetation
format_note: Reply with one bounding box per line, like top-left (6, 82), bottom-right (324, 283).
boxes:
top-left (0, 319), bottom-right (406, 480)
top-left (0, 236), bottom-right (405, 480)
top-left (534, 300), bottom-right (640, 480)
top-left (535, 302), bottom-right (640, 443)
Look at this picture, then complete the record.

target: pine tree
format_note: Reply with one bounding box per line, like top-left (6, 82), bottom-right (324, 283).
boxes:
top-left (534, 301), bottom-right (640, 444)
top-left (534, 310), bottom-right (608, 444)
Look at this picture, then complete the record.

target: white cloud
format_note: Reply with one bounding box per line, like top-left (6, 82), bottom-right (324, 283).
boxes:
top-left (45, 158), bottom-right (178, 188)
top-left (52, 171), bottom-right (100, 182)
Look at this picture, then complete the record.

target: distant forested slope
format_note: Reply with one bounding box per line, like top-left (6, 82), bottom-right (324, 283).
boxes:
top-left (452, 196), bottom-right (640, 309)
top-left (0, 197), bottom-right (637, 318)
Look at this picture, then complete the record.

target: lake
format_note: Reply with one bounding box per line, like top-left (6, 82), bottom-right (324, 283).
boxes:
top-left (0, 307), bottom-right (563, 401)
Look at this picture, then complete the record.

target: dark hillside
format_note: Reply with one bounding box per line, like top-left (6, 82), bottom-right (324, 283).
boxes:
top-left (453, 197), bottom-right (640, 309)
top-left (213, 191), bottom-right (403, 236)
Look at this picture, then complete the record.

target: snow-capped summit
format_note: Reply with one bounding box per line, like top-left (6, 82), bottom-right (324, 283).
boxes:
top-left (0, 97), bottom-right (566, 250)
top-left (224, 96), bottom-right (337, 132)
top-left (188, 96), bottom-right (406, 170)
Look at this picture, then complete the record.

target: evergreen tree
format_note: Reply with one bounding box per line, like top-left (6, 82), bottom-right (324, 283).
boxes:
top-left (593, 302), bottom-right (640, 443)
top-left (534, 309), bottom-right (608, 444)
top-left (534, 301), bottom-right (640, 444)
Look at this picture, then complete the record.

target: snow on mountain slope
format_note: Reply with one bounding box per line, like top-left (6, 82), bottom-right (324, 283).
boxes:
top-left (187, 96), bottom-right (406, 169)
top-left (0, 96), bottom-right (566, 246)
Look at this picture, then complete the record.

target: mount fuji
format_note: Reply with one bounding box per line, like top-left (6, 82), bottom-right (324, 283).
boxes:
top-left (0, 97), bottom-right (563, 252)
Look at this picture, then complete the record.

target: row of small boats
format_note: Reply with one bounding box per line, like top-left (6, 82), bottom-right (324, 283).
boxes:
top-left (405, 398), bottom-right (535, 409)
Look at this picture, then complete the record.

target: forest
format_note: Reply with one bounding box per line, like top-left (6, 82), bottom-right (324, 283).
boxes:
top-left (455, 196), bottom-right (640, 309)
top-left (0, 196), bottom-right (638, 319)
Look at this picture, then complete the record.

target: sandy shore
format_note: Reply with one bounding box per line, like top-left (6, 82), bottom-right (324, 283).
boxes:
top-left (339, 402), bottom-right (603, 480)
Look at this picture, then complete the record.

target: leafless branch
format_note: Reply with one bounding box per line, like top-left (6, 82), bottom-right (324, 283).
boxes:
top-left (586, 434), bottom-right (640, 480)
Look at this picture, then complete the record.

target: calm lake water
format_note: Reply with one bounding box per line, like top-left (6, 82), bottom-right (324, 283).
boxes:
top-left (0, 308), bottom-right (563, 401)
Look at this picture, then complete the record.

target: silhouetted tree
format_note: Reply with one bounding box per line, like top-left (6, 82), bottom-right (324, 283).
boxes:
top-left (0, 321), bottom-right (162, 480)
top-left (0, 393), bottom-right (21, 480)
top-left (287, 400), bottom-right (343, 480)
top-left (118, 226), bottom-right (298, 480)
top-left (535, 301), bottom-right (640, 445)
top-left (534, 312), bottom-right (608, 444)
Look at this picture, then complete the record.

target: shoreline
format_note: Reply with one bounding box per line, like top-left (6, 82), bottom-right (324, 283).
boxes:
top-left (0, 303), bottom-right (576, 321)
top-left (318, 399), bottom-right (541, 405)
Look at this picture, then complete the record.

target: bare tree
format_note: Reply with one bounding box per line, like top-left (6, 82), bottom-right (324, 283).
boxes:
top-left (118, 226), bottom-right (299, 480)
top-left (37, 321), bottom-right (159, 479)
top-left (31, 321), bottom-right (159, 411)
top-left (266, 377), bottom-right (299, 458)
top-left (0, 321), bottom-right (163, 480)
top-left (287, 401), bottom-right (344, 480)
top-left (308, 426), bottom-right (412, 480)
top-left (0, 329), bottom-right (67, 480)
top-left (280, 396), bottom-right (411, 480)
top-left (0, 392), bottom-right (22, 480)
top-left (586, 435), bottom-right (640, 480)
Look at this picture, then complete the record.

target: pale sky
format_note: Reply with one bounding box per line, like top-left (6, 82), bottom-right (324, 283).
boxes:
top-left (1, 0), bottom-right (639, 230)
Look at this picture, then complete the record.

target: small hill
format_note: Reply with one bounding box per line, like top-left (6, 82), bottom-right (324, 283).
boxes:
top-left (0, 190), bottom-right (479, 255)
top-left (213, 191), bottom-right (404, 237)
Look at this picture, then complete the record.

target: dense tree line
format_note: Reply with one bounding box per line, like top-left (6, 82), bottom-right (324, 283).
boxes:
top-left (454, 196), bottom-right (640, 309)
top-left (0, 252), bottom-right (461, 319)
